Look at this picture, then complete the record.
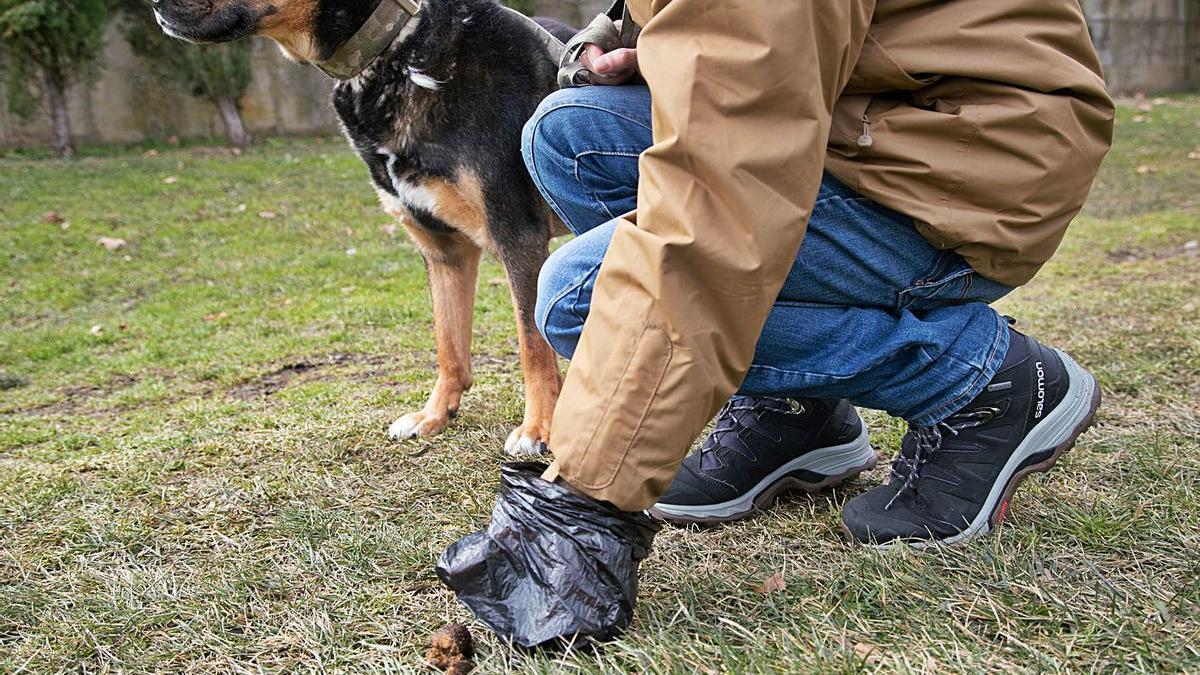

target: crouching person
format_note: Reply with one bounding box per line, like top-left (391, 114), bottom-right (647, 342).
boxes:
top-left (439, 0), bottom-right (1114, 648)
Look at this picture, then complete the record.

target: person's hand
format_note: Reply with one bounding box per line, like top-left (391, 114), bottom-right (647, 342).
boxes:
top-left (580, 22), bottom-right (638, 85)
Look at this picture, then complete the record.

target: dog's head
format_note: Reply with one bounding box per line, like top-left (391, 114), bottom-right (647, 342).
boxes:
top-left (153, 0), bottom-right (379, 62)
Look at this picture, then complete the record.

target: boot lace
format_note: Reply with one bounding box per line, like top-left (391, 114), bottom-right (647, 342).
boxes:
top-left (885, 406), bottom-right (1000, 510)
top-left (702, 396), bottom-right (806, 462)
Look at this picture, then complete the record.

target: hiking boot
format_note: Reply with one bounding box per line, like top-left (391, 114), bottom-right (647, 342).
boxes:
top-left (841, 330), bottom-right (1101, 548)
top-left (650, 397), bottom-right (876, 525)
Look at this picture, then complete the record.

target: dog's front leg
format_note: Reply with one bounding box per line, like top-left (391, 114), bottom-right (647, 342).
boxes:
top-left (497, 242), bottom-right (563, 457)
top-left (388, 233), bottom-right (482, 440)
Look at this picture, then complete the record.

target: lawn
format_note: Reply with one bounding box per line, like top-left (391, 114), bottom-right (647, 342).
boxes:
top-left (2, 97), bottom-right (1198, 673)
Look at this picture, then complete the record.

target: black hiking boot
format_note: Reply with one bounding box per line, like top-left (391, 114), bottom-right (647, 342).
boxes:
top-left (841, 330), bottom-right (1101, 548)
top-left (650, 397), bottom-right (876, 525)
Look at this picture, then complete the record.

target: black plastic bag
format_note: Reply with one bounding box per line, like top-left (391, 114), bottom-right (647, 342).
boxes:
top-left (436, 462), bottom-right (661, 649)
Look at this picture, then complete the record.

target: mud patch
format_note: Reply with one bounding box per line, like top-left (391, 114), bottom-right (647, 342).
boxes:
top-left (15, 373), bottom-right (138, 416)
top-left (226, 353), bottom-right (392, 400)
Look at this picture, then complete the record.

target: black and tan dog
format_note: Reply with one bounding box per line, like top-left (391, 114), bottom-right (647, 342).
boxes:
top-left (152, 0), bottom-right (574, 455)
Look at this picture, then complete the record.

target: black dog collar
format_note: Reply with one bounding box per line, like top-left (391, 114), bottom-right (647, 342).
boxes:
top-left (314, 0), bottom-right (567, 81)
top-left (314, 0), bottom-right (421, 80)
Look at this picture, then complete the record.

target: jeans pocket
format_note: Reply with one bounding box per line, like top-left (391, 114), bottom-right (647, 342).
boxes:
top-left (897, 251), bottom-right (984, 312)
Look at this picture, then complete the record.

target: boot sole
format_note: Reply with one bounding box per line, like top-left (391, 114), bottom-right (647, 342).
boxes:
top-left (849, 348), bottom-right (1102, 549)
top-left (649, 421), bottom-right (877, 526)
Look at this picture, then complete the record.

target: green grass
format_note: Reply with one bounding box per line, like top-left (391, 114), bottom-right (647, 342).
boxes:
top-left (2, 96), bottom-right (1199, 673)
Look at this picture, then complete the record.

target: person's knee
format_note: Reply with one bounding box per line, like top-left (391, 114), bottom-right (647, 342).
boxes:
top-left (522, 88), bottom-right (607, 183)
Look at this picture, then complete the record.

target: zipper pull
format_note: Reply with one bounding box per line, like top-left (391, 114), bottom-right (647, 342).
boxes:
top-left (857, 114), bottom-right (874, 148)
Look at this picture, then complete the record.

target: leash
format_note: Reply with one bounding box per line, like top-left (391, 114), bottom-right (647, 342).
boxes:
top-left (556, 1), bottom-right (640, 88)
top-left (314, 0), bottom-right (638, 87)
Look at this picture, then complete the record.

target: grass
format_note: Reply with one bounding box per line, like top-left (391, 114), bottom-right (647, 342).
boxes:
top-left (1, 97), bottom-right (1198, 673)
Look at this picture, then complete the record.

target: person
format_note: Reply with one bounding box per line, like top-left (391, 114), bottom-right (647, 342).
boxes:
top-left (438, 0), bottom-right (1114, 647)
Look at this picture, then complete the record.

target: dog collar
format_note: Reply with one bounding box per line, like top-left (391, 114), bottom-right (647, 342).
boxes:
top-left (314, 0), bottom-right (421, 80)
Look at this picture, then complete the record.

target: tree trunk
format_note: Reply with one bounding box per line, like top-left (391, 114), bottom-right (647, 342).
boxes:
top-left (44, 73), bottom-right (73, 158)
top-left (215, 95), bottom-right (250, 148)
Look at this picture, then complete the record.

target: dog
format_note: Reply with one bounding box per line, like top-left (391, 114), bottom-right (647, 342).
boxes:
top-left (152, 0), bottom-right (576, 455)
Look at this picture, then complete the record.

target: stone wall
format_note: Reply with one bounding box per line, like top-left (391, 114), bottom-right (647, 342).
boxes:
top-left (1, 0), bottom-right (1195, 150)
top-left (1082, 0), bottom-right (1200, 94)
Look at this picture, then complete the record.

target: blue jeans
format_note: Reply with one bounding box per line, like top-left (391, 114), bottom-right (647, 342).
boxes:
top-left (522, 86), bottom-right (1014, 426)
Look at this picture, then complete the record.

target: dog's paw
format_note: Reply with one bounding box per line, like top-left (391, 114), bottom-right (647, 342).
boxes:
top-left (504, 424), bottom-right (550, 458)
top-left (388, 411), bottom-right (450, 440)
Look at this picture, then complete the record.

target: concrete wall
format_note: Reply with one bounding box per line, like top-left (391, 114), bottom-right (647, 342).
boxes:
top-left (1, 0), bottom-right (1195, 150)
top-left (0, 23), bottom-right (339, 149)
top-left (1083, 0), bottom-right (1200, 94)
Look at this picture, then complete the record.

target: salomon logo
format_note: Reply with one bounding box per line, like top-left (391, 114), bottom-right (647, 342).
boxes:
top-left (1034, 361), bottom-right (1045, 419)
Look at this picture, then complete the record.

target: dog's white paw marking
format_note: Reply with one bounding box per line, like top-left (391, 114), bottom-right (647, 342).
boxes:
top-left (504, 427), bottom-right (549, 458)
top-left (388, 411), bottom-right (450, 440)
top-left (388, 414), bottom-right (423, 440)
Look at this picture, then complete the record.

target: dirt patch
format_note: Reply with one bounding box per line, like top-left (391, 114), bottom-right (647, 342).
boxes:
top-left (15, 373), bottom-right (138, 416)
top-left (226, 352), bottom-right (392, 400)
top-left (1105, 240), bottom-right (1199, 264)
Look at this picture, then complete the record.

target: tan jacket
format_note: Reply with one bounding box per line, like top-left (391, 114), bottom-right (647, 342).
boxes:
top-left (543, 0), bottom-right (1114, 510)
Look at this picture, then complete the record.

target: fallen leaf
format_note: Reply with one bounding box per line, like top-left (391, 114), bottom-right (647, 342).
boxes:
top-left (258, 211), bottom-right (278, 220)
top-left (231, 148), bottom-right (243, 157)
top-left (1134, 502), bottom-right (1146, 519)
top-left (1132, 115), bottom-right (1148, 124)
top-left (42, 211), bottom-right (65, 224)
top-left (1135, 165), bottom-right (1157, 175)
top-left (1152, 97), bottom-right (1171, 106)
top-left (382, 223), bottom-right (398, 237)
top-left (340, 286), bottom-right (356, 294)
top-left (1136, 102), bottom-right (1153, 112)
top-left (344, 227), bottom-right (355, 236)
top-left (118, 323), bottom-right (129, 331)
top-left (89, 324), bottom-right (104, 335)
top-left (142, 149), bottom-right (159, 158)
top-left (853, 642), bottom-right (879, 660)
top-left (163, 175), bottom-right (179, 185)
top-left (754, 572), bottom-right (787, 594)
top-left (203, 312), bottom-right (229, 322)
top-left (98, 237), bottom-right (127, 251)
top-left (1188, 150), bottom-right (1200, 160)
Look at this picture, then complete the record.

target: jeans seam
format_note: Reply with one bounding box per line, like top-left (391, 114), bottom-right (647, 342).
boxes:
top-left (524, 113), bottom-right (581, 235)
top-left (574, 150), bottom-right (642, 222)
top-left (568, 264), bottom-right (601, 328)
top-left (539, 259), bottom-right (603, 348)
top-left (535, 101), bottom-right (654, 133)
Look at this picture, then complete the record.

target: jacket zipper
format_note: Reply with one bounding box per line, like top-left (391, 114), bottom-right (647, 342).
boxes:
top-left (857, 113), bottom-right (874, 148)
